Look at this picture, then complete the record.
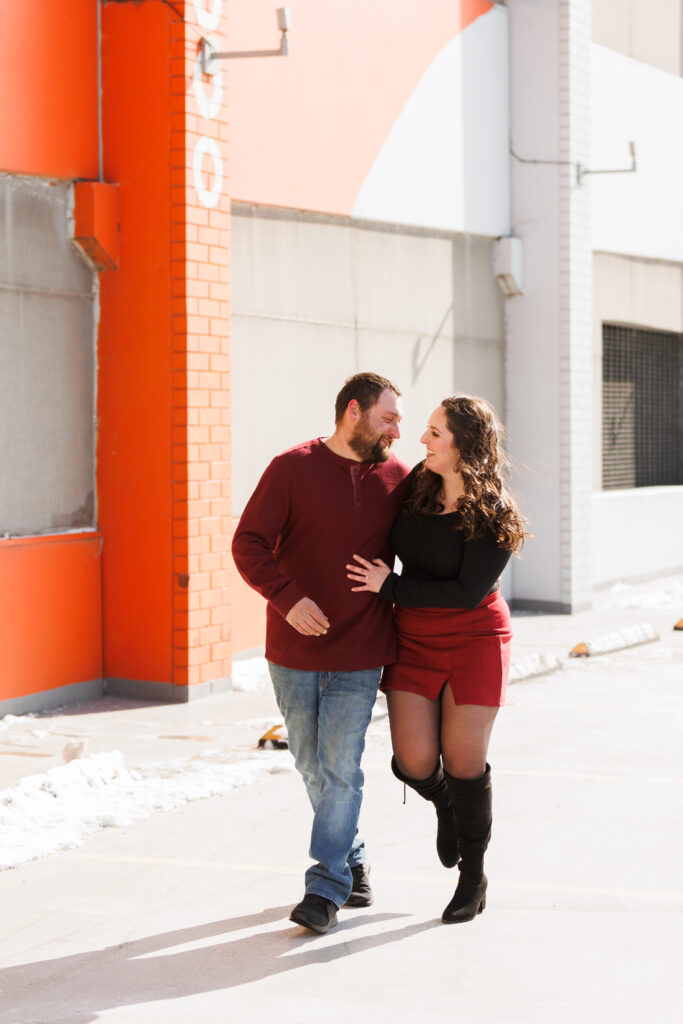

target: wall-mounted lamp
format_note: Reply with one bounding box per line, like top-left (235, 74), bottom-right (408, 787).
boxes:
top-left (200, 7), bottom-right (290, 74)
top-left (576, 141), bottom-right (637, 186)
top-left (511, 140), bottom-right (638, 189)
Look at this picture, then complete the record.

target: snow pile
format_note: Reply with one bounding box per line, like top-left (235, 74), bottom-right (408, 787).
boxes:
top-left (231, 655), bottom-right (269, 692)
top-left (0, 748), bottom-right (292, 872)
top-left (604, 578), bottom-right (683, 611)
top-left (0, 714), bottom-right (25, 733)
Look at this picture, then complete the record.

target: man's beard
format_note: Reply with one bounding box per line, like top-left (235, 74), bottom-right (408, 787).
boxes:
top-left (349, 415), bottom-right (393, 463)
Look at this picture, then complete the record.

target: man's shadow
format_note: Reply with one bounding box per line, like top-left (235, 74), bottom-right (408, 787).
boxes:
top-left (1, 905), bottom-right (441, 1023)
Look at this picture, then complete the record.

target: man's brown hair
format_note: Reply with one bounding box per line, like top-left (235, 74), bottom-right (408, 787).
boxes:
top-left (334, 372), bottom-right (401, 425)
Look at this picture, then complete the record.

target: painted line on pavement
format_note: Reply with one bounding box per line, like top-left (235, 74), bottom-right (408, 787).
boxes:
top-left (68, 852), bottom-right (683, 904)
top-left (496, 767), bottom-right (683, 784)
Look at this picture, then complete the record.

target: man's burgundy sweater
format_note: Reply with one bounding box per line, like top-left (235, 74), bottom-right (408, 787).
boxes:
top-left (232, 439), bottom-right (410, 671)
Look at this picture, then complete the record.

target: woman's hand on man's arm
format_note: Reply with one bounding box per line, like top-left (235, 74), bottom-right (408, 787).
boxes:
top-left (346, 554), bottom-right (391, 594)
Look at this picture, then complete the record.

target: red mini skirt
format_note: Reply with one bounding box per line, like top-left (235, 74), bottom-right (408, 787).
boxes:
top-left (380, 589), bottom-right (512, 707)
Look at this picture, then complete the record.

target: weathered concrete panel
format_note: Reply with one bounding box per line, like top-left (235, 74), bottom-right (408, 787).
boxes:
top-left (231, 208), bottom-right (504, 513)
top-left (0, 176), bottom-right (96, 536)
top-left (593, 0), bottom-right (682, 76)
top-left (0, 176), bottom-right (93, 294)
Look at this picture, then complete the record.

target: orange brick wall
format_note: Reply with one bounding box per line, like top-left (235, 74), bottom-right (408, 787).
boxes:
top-left (169, 4), bottom-right (232, 688)
top-left (99, 0), bottom-right (232, 695)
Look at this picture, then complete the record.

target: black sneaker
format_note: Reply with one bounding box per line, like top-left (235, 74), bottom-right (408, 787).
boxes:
top-left (289, 893), bottom-right (338, 934)
top-left (344, 863), bottom-right (374, 908)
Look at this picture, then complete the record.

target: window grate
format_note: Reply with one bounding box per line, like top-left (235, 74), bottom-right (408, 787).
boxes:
top-left (602, 324), bottom-right (683, 490)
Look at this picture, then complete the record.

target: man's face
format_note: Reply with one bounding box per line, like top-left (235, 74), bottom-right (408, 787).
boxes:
top-left (349, 389), bottom-right (402, 462)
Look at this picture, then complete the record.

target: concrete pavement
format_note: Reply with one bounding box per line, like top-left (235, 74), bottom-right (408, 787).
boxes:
top-left (1, 588), bottom-right (682, 1023)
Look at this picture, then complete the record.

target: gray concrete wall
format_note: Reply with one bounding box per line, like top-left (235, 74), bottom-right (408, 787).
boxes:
top-left (0, 176), bottom-right (96, 536)
top-left (230, 205), bottom-right (505, 514)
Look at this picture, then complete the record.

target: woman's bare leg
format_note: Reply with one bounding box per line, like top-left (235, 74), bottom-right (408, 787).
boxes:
top-left (440, 684), bottom-right (499, 779)
top-left (386, 690), bottom-right (441, 779)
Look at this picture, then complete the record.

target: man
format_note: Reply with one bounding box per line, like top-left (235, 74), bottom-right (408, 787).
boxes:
top-left (232, 372), bottom-right (410, 934)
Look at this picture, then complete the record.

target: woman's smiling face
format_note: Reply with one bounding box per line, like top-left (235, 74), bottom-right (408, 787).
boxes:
top-left (420, 404), bottom-right (459, 478)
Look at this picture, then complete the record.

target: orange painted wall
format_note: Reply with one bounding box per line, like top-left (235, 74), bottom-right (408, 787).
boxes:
top-left (98, 1), bottom-right (231, 689)
top-left (0, 535), bottom-right (102, 701)
top-left (0, 0), bottom-right (101, 708)
top-left (227, 0), bottom-right (492, 214)
top-left (98, 3), bottom-right (175, 684)
top-left (0, 0), bottom-right (98, 179)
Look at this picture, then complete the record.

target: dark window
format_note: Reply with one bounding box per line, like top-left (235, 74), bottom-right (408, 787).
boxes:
top-left (602, 323), bottom-right (683, 490)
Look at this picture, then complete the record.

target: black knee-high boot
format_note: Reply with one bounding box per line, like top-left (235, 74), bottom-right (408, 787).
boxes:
top-left (442, 764), bottom-right (492, 923)
top-left (391, 756), bottom-right (460, 868)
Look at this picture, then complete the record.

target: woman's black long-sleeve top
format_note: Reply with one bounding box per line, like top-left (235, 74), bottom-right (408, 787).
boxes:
top-left (378, 509), bottom-right (512, 610)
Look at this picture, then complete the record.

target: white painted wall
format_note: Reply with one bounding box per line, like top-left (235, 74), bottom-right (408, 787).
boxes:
top-left (352, 5), bottom-right (510, 237)
top-left (591, 44), bottom-right (683, 263)
top-left (505, 0), bottom-right (593, 612)
top-left (592, 487), bottom-right (683, 584)
top-left (506, 0), bottom-right (562, 609)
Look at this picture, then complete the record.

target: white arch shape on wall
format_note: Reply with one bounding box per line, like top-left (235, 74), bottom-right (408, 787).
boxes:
top-left (193, 0), bottom-right (221, 32)
top-left (193, 136), bottom-right (223, 209)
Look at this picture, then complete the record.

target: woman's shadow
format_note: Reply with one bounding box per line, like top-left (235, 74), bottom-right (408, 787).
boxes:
top-left (2, 905), bottom-right (441, 1023)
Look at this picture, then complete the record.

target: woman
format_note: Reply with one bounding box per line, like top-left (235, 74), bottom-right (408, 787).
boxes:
top-left (347, 394), bottom-right (527, 924)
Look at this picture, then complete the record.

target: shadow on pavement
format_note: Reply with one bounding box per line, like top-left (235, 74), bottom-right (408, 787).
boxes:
top-left (1, 905), bottom-right (441, 1022)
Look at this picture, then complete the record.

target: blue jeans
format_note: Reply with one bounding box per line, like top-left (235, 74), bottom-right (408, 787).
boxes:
top-left (268, 662), bottom-right (381, 908)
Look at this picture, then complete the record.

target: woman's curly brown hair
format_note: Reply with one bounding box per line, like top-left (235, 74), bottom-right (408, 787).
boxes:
top-left (405, 394), bottom-right (528, 553)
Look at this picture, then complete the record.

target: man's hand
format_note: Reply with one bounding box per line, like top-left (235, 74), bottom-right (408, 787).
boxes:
top-left (286, 597), bottom-right (330, 636)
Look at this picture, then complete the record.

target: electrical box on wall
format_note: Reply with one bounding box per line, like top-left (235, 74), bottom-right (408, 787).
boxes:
top-left (72, 182), bottom-right (120, 272)
top-left (493, 236), bottom-right (523, 297)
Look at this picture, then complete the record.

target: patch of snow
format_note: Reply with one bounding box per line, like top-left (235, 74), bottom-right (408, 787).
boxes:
top-left (231, 656), bottom-right (270, 693)
top-left (602, 578), bottom-right (683, 611)
top-left (0, 748), bottom-right (293, 872)
top-left (237, 717), bottom-right (282, 730)
top-left (62, 738), bottom-right (89, 762)
top-left (0, 714), bottom-right (24, 733)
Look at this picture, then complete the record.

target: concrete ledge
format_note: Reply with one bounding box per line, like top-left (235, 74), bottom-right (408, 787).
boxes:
top-left (105, 676), bottom-right (234, 704)
top-left (569, 623), bottom-right (659, 657)
top-left (0, 679), bottom-right (104, 717)
top-left (232, 646), bottom-right (266, 662)
top-left (510, 599), bottom-right (579, 615)
top-left (509, 654), bottom-right (563, 683)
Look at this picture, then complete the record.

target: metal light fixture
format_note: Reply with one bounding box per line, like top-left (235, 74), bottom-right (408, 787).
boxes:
top-left (200, 7), bottom-right (291, 75)
top-left (576, 141), bottom-right (637, 186)
top-left (511, 140), bottom-right (638, 188)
